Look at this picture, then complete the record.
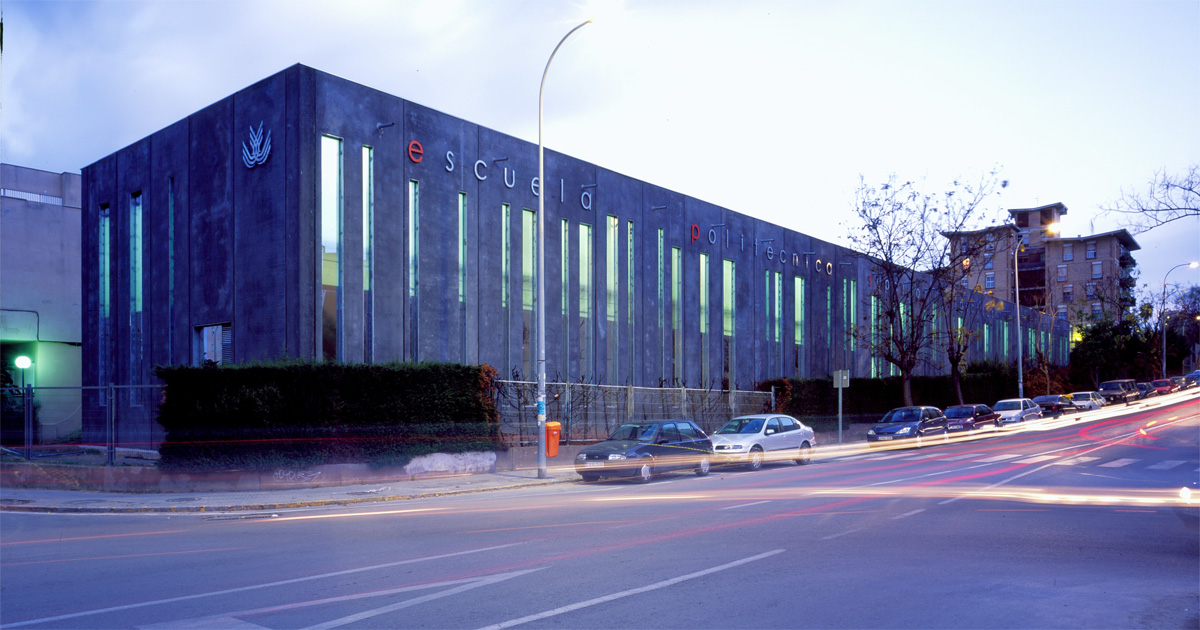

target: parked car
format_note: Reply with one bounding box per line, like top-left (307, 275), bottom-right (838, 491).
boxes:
top-left (711, 414), bottom-right (816, 470)
top-left (1183, 373), bottom-right (1199, 389)
top-left (944, 404), bottom-right (1000, 432)
top-left (1068, 391), bottom-right (1105, 410)
top-left (994, 398), bottom-right (1042, 425)
top-left (575, 420), bottom-right (713, 483)
top-left (1032, 394), bottom-right (1077, 417)
top-left (1170, 376), bottom-right (1186, 390)
top-left (1153, 379), bottom-right (1180, 395)
top-left (1098, 379), bottom-right (1139, 404)
top-left (1136, 382), bottom-right (1157, 399)
top-left (866, 406), bottom-right (947, 448)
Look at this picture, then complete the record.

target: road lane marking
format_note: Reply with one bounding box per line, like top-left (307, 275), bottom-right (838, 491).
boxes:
top-left (1099, 458), bottom-right (1138, 468)
top-left (821, 528), bottom-right (863, 540)
top-left (1053, 456), bottom-right (1100, 465)
top-left (1014, 455), bottom-right (1060, 464)
top-left (940, 454), bottom-right (982, 461)
top-left (719, 501), bottom-right (772, 510)
top-left (891, 508), bottom-right (925, 520)
top-left (478, 549), bottom-right (785, 630)
top-left (140, 617), bottom-right (268, 629)
top-left (976, 454), bottom-right (1021, 462)
top-left (2, 542), bottom-right (528, 629)
top-left (1146, 460), bottom-right (1187, 470)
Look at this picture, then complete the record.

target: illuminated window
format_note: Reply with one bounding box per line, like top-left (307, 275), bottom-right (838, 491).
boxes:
top-left (700, 252), bottom-right (710, 387)
top-left (606, 215), bottom-right (619, 384)
top-left (580, 224), bottom-right (594, 381)
top-left (724, 259), bottom-right (736, 388)
top-left (523, 209), bottom-right (537, 379)
top-left (794, 276), bottom-right (805, 378)
top-left (321, 135), bottom-right (343, 362)
top-left (408, 179), bottom-right (419, 361)
top-left (562, 219), bottom-right (570, 375)
top-left (671, 247), bottom-right (682, 384)
top-left (98, 204), bottom-right (111, 402)
top-left (129, 192), bottom-right (144, 396)
top-left (363, 147), bottom-right (374, 362)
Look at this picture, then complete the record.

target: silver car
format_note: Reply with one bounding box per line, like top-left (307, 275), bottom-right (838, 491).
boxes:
top-left (711, 414), bottom-right (816, 470)
top-left (1069, 391), bottom-right (1105, 410)
top-left (994, 398), bottom-right (1042, 425)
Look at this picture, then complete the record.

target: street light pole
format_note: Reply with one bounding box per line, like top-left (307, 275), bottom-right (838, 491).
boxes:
top-left (537, 19), bottom-right (591, 479)
top-left (1161, 261), bottom-right (1199, 379)
top-left (1012, 224), bottom-right (1058, 399)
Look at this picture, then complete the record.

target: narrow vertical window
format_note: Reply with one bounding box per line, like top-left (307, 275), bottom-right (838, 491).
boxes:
top-left (774, 271), bottom-right (783, 376)
top-left (699, 252), bottom-right (710, 387)
top-left (671, 247), bottom-right (682, 384)
top-left (407, 179), bottom-right (418, 361)
top-left (167, 178), bottom-right (176, 362)
top-left (579, 224), bottom-right (593, 381)
top-left (723, 259), bottom-right (736, 389)
top-left (984, 323), bottom-right (991, 356)
top-left (321, 135), bottom-right (343, 362)
top-left (129, 192), bottom-right (144, 396)
top-left (794, 276), bottom-right (805, 378)
top-left (764, 270), bottom-right (772, 368)
top-left (870, 295), bottom-right (881, 378)
top-left (657, 228), bottom-right (665, 384)
top-left (522, 209), bottom-right (537, 379)
top-left (362, 147), bottom-right (374, 362)
top-left (606, 215), bottom-right (619, 384)
top-left (627, 220), bottom-right (635, 383)
top-left (561, 219), bottom-right (570, 376)
top-left (458, 191), bottom-right (467, 362)
top-left (502, 204), bottom-right (511, 372)
top-left (98, 204), bottom-right (111, 402)
top-left (848, 279), bottom-right (857, 353)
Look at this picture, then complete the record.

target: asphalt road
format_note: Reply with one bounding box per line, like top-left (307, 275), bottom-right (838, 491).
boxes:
top-left (2, 397), bottom-right (1197, 629)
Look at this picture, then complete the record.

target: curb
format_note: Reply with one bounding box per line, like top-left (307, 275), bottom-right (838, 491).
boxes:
top-left (0, 477), bottom-right (573, 514)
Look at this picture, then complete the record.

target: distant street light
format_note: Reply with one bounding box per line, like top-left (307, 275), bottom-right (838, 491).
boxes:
top-left (536, 19), bottom-right (592, 480)
top-left (1013, 223), bottom-right (1058, 399)
top-left (1161, 261), bottom-right (1199, 379)
top-left (14, 355), bottom-right (31, 389)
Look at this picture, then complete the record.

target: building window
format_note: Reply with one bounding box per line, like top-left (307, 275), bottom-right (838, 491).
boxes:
top-left (961, 276), bottom-right (969, 288)
top-left (522, 209), bottom-right (537, 379)
top-left (195, 324), bottom-right (232, 365)
top-left (561, 219), bottom-right (570, 377)
top-left (870, 295), bottom-right (882, 378)
top-left (724, 260), bottom-right (736, 389)
top-left (98, 204), bottom-right (111, 403)
top-left (1057, 265), bottom-right (1067, 282)
top-left (1063, 285), bottom-right (1073, 302)
top-left (984, 323), bottom-right (991, 356)
top-left (1091, 302), bottom-right (1102, 316)
top-left (363, 147), bottom-right (374, 362)
top-left (984, 253), bottom-right (993, 269)
top-left (502, 204), bottom-right (511, 371)
top-left (1063, 243), bottom-right (1073, 261)
top-left (408, 179), bottom-right (419, 361)
top-left (628, 220), bottom-right (635, 382)
top-left (457, 191), bottom-right (467, 362)
top-left (1056, 305), bottom-right (1067, 320)
top-left (1085, 241), bottom-right (1096, 259)
top-left (320, 135), bottom-right (343, 362)
top-left (605, 215), bottom-right (619, 384)
top-left (699, 252), bottom-right (710, 387)
top-left (1086, 283), bottom-right (1096, 299)
top-left (129, 192), bottom-right (144, 398)
top-left (794, 276), bottom-right (805, 378)
top-left (671, 246), bottom-right (682, 384)
top-left (657, 228), bottom-right (665, 383)
top-left (1091, 261), bottom-right (1102, 279)
top-left (985, 272), bottom-right (995, 289)
top-left (579, 224), bottom-right (594, 382)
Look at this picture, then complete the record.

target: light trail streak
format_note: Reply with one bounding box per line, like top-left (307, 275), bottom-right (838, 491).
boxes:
top-left (0, 529), bottom-right (187, 546)
top-left (1, 547), bottom-right (247, 567)
top-left (463, 520), bottom-right (628, 534)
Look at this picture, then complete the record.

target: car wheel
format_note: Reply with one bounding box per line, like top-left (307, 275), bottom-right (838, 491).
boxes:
top-left (747, 447), bottom-right (764, 471)
top-left (634, 460), bottom-right (653, 484)
top-left (796, 443), bottom-right (812, 465)
top-left (580, 473), bottom-right (599, 482)
top-left (695, 456), bottom-right (711, 476)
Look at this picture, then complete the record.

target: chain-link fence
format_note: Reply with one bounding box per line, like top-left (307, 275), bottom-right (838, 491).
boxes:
top-left (493, 380), bottom-right (775, 446)
top-left (1, 385), bottom-right (163, 464)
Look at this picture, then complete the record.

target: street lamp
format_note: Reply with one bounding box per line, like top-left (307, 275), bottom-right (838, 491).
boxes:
top-left (1161, 261), bottom-right (1199, 379)
top-left (537, 19), bottom-right (592, 479)
top-left (14, 355), bottom-right (31, 389)
top-left (1013, 223), bottom-right (1057, 399)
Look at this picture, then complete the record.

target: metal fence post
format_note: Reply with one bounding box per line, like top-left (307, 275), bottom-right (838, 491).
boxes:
top-left (23, 384), bottom-right (33, 460)
top-left (680, 386), bottom-right (687, 418)
top-left (107, 384), bottom-right (115, 466)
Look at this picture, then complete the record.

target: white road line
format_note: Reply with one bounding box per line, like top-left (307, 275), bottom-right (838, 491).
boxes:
top-left (891, 508), bottom-right (925, 520)
top-left (3, 542), bottom-right (528, 629)
top-left (1146, 460), bottom-right (1187, 470)
top-left (1099, 458), bottom-right (1139, 468)
top-left (821, 528), bottom-right (863, 540)
top-left (976, 454), bottom-right (1021, 463)
top-left (900, 454), bottom-right (944, 461)
top-left (719, 501), bottom-right (772, 510)
top-left (140, 617), bottom-right (268, 629)
top-left (1054, 456), bottom-right (1101, 465)
top-left (1014, 455), bottom-right (1060, 464)
top-left (477, 550), bottom-right (786, 630)
top-left (940, 453), bottom-right (981, 461)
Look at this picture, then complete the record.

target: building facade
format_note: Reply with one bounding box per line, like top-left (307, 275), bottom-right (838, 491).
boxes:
top-left (1, 164), bottom-right (83, 441)
top-left (81, 65), bottom-right (1070, 445)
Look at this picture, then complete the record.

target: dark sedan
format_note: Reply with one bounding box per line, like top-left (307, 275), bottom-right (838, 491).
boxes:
top-left (1032, 395), bottom-right (1078, 417)
top-left (944, 404), bottom-right (1000, 432)
top-left (866, 406), bottom-right (947, 448)
top-left (574, 420), bottom-right (713, 483)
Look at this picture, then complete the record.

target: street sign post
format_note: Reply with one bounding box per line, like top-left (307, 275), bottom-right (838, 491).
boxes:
top-left (833, 370), bottom-right (850, 444)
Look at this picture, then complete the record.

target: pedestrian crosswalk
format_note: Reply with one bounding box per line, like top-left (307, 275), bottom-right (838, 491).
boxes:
top-left (843, 451), bottom-right (1199, 472)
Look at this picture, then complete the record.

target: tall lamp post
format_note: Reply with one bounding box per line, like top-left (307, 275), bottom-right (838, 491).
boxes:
top-left (1013, 224), bottom-right (1057, 399)
top-left (537, 19), bottom-right (591, 479)
top-left (1161, 261), bottom-right (1199, 379)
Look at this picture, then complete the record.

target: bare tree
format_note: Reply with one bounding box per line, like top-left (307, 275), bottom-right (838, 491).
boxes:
top-left (848, 170), bottom-right (1007, 406)
top-left (1104, 165), bottom-right (1199, 234)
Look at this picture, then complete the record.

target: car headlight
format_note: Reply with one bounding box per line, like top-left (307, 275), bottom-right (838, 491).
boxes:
top-left (576, 453), bottom-right (587, 460)
top-left (897, 427), bottom-right (912, 435)
top-left (867, 428), bottom-right (876, 435)
top-left (607, 454), bottom-right (627, 461)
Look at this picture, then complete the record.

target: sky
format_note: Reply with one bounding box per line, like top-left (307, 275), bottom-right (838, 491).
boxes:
top-left (3, 0), bottom-right (1198, 301)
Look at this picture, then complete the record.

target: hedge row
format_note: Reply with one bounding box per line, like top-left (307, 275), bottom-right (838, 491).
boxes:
top-left (155, 361), bottom-right (500, 470)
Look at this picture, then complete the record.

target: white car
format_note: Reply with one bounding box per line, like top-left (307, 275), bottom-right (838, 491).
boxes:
top-left (710, 414), bottom-right (816, 470)
top-left (1069, 391), bottom-right (1105, 410)
top-left (994, 398), bottom-right (1042, 425)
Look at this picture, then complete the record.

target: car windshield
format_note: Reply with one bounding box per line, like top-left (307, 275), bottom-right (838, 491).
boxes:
top-left (1070, 393), bottom-right (1089, 398)
top-left (994, 400), bottom-right (1021, 411)
top-left (945, 407), bottom-right (974, 419)
top-left (1033, 396), bottom-right (1058, 404)
top-left (1098, 382), bottom-right (1122, 391)
top-left (716, 418), bottom-right (765, 434)
top-left (881, 408), bottom-right (920, 423)
top-left (1152, 380), bottom-right (1169, 386)
top-left (607, 423), bottom-right (659, 442)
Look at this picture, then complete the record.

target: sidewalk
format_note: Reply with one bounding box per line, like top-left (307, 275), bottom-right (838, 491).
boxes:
top-left (0, 466), bottom-right (581, 514)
